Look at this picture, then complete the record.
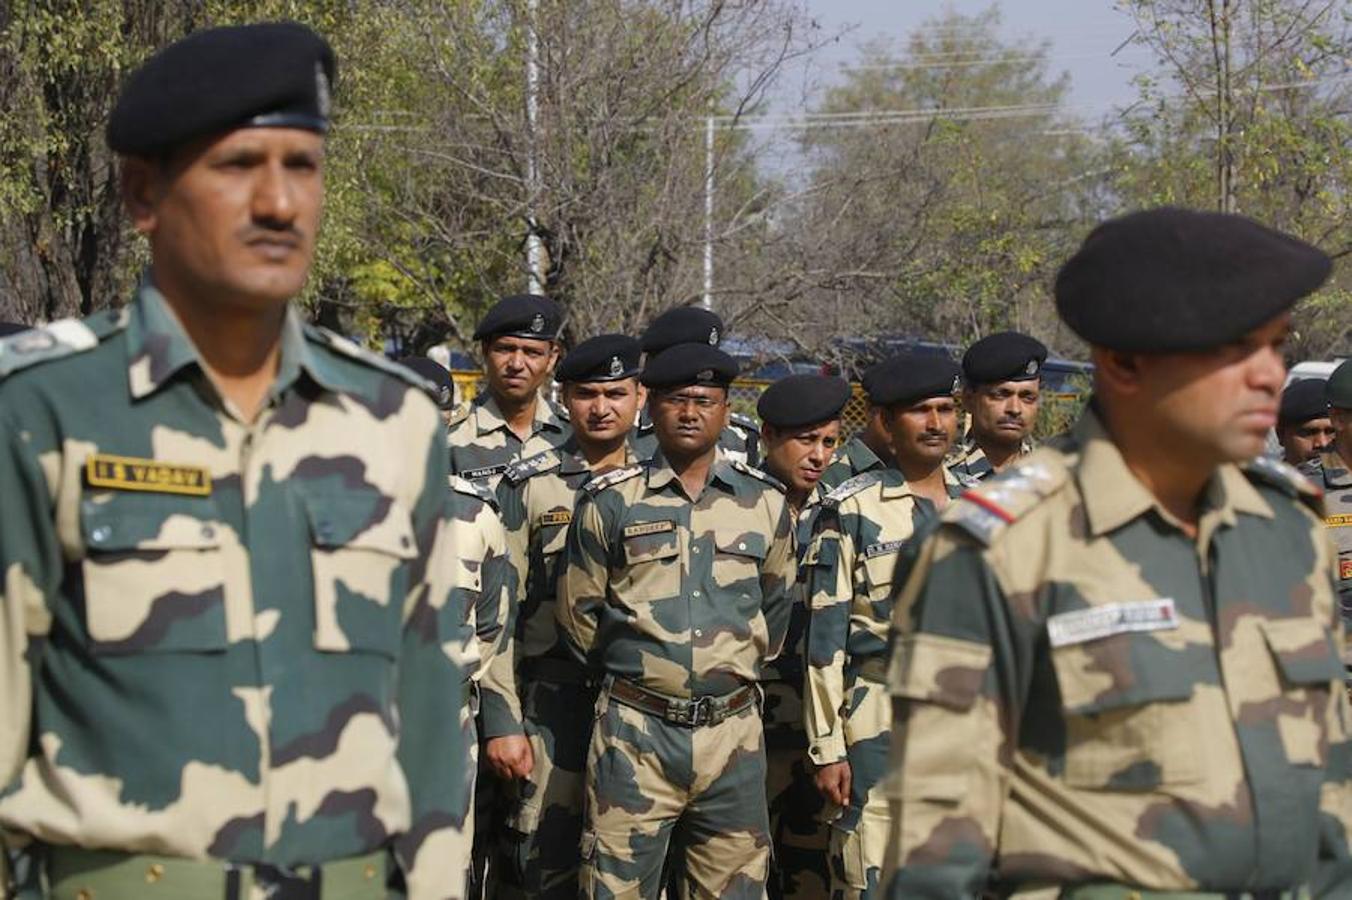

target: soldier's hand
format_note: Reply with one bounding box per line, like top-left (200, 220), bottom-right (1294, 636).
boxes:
top-left (813, 760), bottom-right (852, 807)
top-left (485, 735), bottom-right (535, 780)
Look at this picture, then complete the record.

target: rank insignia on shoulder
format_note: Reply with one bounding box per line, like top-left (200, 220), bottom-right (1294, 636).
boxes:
top-left (505, 450), bottom-right (561, 484)
top-left (730, 459), bottom-right (784, 491)
top-left (824, 472), bottom-right (880, 506)
top-left (583, 463), bottom-right (644, 494)
top-left (86, 454), bottom-right (212, 497)
top-left (624, 520), bottom-right (675, 538)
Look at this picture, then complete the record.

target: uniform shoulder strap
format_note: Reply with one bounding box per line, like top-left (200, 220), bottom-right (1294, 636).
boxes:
top-left (730, 459), bottom-right (785, 492)
top-left (303, 324), bottom-right (430, 389)
top-left (1244, 455), bottom-right (1323, 515)
top-left (449, 474), bottom-right (498, 509)
top-left (504, 448), bottom-right (562, 486)
top-left (943, 452), bottom-right (1070, 545)
top-left (0, 311), bottom-right (124, 379)
top-left (583, 463), bottom-right (645, 495)
top-left (823, 471), bottom-right (882, 508)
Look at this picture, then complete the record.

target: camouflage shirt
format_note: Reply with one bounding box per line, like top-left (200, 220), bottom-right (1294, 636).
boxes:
top-left (631, 410), bottom-right (761, 466)
top-left (447, 390), bottom-right (571, 489)
top-left (479, 442), bottom-right (638, 737)
top-left (0, 285), bottom-right (468, 894)
top-left (1300, 448), bottom-right (1352, 639)
top-left (818, 434), bottom-right (888, 493)
top-left (803, 469), bottom-right (962, 766)
top-left (556, 450), bottom-right (796, 698)
top-left (882, 408), bottom-right (1352, 896)
top-left (945, 434), bottom-right (1035, 483)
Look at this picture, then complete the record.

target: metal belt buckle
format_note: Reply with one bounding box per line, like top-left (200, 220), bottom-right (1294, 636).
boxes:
top-left (252, 862), bottom-right (321, 900)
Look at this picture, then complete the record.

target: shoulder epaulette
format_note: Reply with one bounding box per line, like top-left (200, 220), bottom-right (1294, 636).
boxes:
top-left (449, 474), bottom-right (498, 509)
top-left (0, 311), bottom-right (124, 379)
top-left (446, 402), bottom-right (471, 430)
top-left (583, 463), bottom-right (644, 495)
top-left (943, 453), bottom-right (1070, 546)
top-left (949, 467), bottom-right (982, 490)
top-left (1245, 455), bottom-right (1323, 509)
top-left (304, 325), bottom-right (429, 389)
top-left (823, 471), bottom-right (882, 507)
top-left (504, 449), bottom-right (562, 486)
top-left (552, 400), bottom-right (571, 423)
top-left (730, 459), bottom-right (785, 492)
top-left (1297, 455), bottom-right (1325, 482)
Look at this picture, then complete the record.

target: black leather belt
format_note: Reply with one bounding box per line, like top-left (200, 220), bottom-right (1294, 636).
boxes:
top-left (606, 677), bottom-right (758, 727)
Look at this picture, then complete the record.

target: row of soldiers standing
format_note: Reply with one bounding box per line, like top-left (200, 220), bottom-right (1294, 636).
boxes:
top-left (427, 292), bottom-right (1053, 899)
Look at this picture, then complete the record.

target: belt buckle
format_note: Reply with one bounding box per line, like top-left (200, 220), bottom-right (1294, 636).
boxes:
top-left (252, 862), bottom-right (320, 900)
top-left (689, 696), bottom-right (714, 727)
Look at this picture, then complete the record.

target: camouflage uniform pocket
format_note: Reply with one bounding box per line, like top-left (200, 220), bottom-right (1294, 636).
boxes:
top-left (303, 492), bottom-right (417, 658)
top-left (713, 530), bottom-right (767, 587)
top-left (80, 495), bottom-right (228, 654)
top-left (1259, 617), bottom-right (1344, 766)
top-left (618, 528), bottom-right (682, 602)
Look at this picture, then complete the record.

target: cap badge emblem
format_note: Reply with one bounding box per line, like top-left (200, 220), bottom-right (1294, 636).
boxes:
top-left (951, 375), bottom-right (961, 392)
top-left (696, 368), bottom-right (714, 382)
top-left (531, 313), bottom-right (545, 333)
top-left (708, 327), bottom-right (719, 346)
top-left (609, 355), bottom-right (624, 377)
top-left (1026, 359), bottom-right (1039, 376)
top-left (315, 63), bottom-right (331, 119)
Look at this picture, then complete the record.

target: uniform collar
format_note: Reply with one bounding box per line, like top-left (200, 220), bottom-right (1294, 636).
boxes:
top-left (846, 435), bottom-right (886, 472)
top-left (126, 278), bottom-right (334, 402)
top-left (646, 447), bottom-right (738, 495)
top-left (1075, 407), bottom-right (1272, 537)
top-left (472, 390), bottom-right (566, 438)
top-left (559, 438), bottom-right (637, 475)
top-left (877, 466), bottom-right (964, 500)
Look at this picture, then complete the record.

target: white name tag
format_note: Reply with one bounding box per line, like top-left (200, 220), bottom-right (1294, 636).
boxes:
top-left (1047, 598), bottom-right (1179, 648)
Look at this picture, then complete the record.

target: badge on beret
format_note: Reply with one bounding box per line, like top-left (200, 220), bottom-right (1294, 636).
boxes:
top-left (609, 356), bottom-right (624, 377)
top-left (708, 328), bottom-right (719, 346)
top-left (531, 314), bottom-right (545, 334)
top-left (1026, 360), bottom-right (1039, 376)
top-left (951, 375), bottom-right (961, 392)
top-left (437, 384), bottom-right (452, 407)
top-left (696, 368), bottom-right (713, 382)
top-left (315, 62), bottom-right (331, 119)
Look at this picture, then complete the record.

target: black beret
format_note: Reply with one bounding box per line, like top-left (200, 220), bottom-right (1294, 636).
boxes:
top-left (1327, 361), bottom-right (1352, 410)
top-left (398, 356), bottom-right (456, 410)
top-left (473, 294), bottom-right (563, 342)
top-left (864, 355), bottom-right (961, 408)
top-left (0, 322), bottom-right (29, 338)
top-left (1055, 207), bottom-right (1331, 353)
top-left (758, 375), bottom-right (851, 429)
top-left (640, 307), bottom-right (723, 354)
top-left (640, 343), bottom-right (738, 389)
top-left (1278, 378), bottom-right (1328, 424)
top-left (557, 334), bottom-right (641, 383)
top-left (962, 331), bottom-right (1047, 385)
top-left (108, 23), bottom-right (335, 156)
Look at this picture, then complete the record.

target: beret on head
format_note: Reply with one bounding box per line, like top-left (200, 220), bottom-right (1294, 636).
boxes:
top-left (1278, 378), bottom-right (1328, 425)
top-left (640, 307), bottom-right (724, 354)
top-left (963, 331), bottom-right (1048, 385)
top-left (640, 343), bottom-right (738, 389)
top-left (557, 334), bottom-right (641, 383)
top-left (862, 355), bottom-right (961, 408)
top-left (108, 22), bottom-right (335, 156)
top-left (473, 294), bottom-right (563, 342)
top-left (1327, 360), bottom-right (1352, 410)
top-left (1054, 207), bottom-right (1330, 353)
top-left (398, 356), bottom-right (456, 410)
top-left (757, 374), bottom-right (851, 429)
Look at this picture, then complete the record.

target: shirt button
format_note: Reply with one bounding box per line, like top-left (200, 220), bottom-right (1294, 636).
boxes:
top-left (692, 546), bottom-right (701, 554)
top-left (738, 542), bottom-right (747, 550)
top-left (692, 590), bottom-right (701, 598)
top-left (91, 525), bottom-right (112, 544)
top-left (694, 629), bottom-right (703, 637)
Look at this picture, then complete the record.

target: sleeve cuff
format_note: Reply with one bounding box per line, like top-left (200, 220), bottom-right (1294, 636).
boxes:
top-left (808, 734), bottom-right (848, 765)
top-left (476, 691), bottom-right (526, 739)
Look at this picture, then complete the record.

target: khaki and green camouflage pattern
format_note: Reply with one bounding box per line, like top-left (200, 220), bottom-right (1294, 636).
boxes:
top-left (581, 685), bottom-right (770, 898)
top-left (763, 485), bottom-right (831, 900)
top-left (447, 391), bottom-right (571, 490)
top-left (630, 411), bottom-right (761, 467)
top-left (882, 408), bottom-right (1352, 897)
top-left (946, 435), bottom-right (1034, 483)
top-left (557, 449), bottom-right (796, 897)
top-left (803, 469), bottom-right (959, 899)
top-left (0, 285), bottom-right (469, 897)
top-left (818, 436), bottom-right (887, 494)
top-left (487, 443), bottom-right (635, 899)
top-left (1300, 448), bottom-right (1352, 642)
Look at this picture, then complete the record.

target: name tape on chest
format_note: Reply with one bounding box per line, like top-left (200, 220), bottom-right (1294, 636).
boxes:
top-left (623, 520), bottom-right (676, 539)
top-left (1326, 514), bottom-right (1352, 528)
top-left (86, 454), bottom-right (212, 497)
top-left (862, 539), bottom-right (905, 559)
top-left (462, 463), bottom-right (508, 481)
top-left (538, 511), bottom-right (573, 527)
top-left (1047, 598), bottom-right (1179, 649)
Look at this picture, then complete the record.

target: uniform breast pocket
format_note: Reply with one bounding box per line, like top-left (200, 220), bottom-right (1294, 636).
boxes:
top-left (618, 526), bottom-right (682, 603)
top-left (1050, 634), bottom-right (1201, 790)
top-left (80, 495), bottom-right (229, 654)
top-left (1260, 617), bottom-right (1344, 767)
top-left (713, 531), bottom-right (767, 594)
top-left (303, 491), bottom-right (418, 659)
top-left (861, 548), bottom-right (900, 602)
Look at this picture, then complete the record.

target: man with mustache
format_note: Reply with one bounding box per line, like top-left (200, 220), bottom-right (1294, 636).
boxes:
top-left (485, 334), bottom-right (644, 899)
top-left (449, 294), bottom-right (571, 489)
top-left (819, 363), bottom-right (896, 492)
top-left (801, 357), bottom-right (968, 899)
top-left (557, 342), bottom-right (796, 899)
top-left (755, 374), bottom-right (852, 900)
top-left (0, 23), bottom-right (467, 899)
top-left (1278, 378), bottom-right (1334, 466)
top-left (949, 331), bottom-right (1046, 482)
top-left (881, 208), bottom-right (1352, 898)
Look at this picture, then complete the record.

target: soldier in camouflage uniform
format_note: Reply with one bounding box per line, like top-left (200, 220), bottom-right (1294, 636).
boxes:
top-left (447, 294), bottom-right (571, 489)
top-left (557, 343), bottom-right (796, 899)
top-left (484, 335), bottom-right (645, 899)
top-left (1301, 361), bottom-right (1352, 638)
top-left (754, 375), bottom-right (852, 900)
top-left (818, 361), bottom-right (894, 493)
top-left (803, 358), bottom-right (967, 900)
top-left (948, 331), bottom-right (1045, 483)
top-left (442, 475), bottom-right (517, 898)
top-left (0, 24), bottom-right (468, 900)
top-left (883, 208), bottom-right (1352, 897)
top-left (1277, 378), bottom-right (1334, 467)
top-left (631, 307), bottom-right (760, 465)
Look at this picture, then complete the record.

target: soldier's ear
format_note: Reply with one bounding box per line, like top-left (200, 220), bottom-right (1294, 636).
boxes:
top-left (1091, 347), bottom-right (1144, 396)
top-left (120, 156), bottom-right (163, 236)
